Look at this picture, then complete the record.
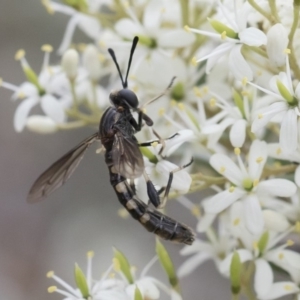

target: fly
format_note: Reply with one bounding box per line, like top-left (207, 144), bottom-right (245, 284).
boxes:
top-left (27, 37), bottom-right (195, 245)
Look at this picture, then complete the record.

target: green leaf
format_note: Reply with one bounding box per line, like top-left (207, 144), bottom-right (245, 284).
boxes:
top-left (258, 231), bottom-right (269, 254)
top-left (230, 251), bottom-right (241, 295)
top-left (134, 286), bottom-right (143, 300)
top-left (113, 248), bottom-right (134, 284)
top-left (208, 19), bottom-right (238, 39)
top-left (156, 239), bottom-right (179, 292)
top-left (74, 263), bottom-right (89, 299)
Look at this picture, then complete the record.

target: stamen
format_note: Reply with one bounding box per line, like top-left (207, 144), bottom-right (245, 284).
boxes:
top-left (284, 48), bottom-right (291, 54)
top-left (118, 208), bottom-right (129, 218)
top-left (151, 141), bottom-right (159, 147)
top-left (233, 218), bottom-right (240, 226)
top-left (278, 252), bottom-right (284, 259)
top-left (178, 103), bottom-right (185, 110)
top-left (41, 44), bottom-right (53, 52)
top-left (258, 113), bottom-right (263, 119)
top-left (221, 31), bottom-right (227, 40)
top-left (284, 285), bottom-right (293, 291)
top-left (252, 241), bottom-right (258, 250)
top-left (191, 57), bottom-right (197, 66)
top-left (47, 271), bottom-right (54, 278)
top-left (256, 157), bottom-right (263, 163)
top-left (184, 25), bottom-right (190, 32)
top-left (253, 179), bottom-right (259, 187)
top-left (234, 148), bottom-right (240, 156)
top-left (219, 166), bottom-right (226, 173)
top-left (48, 286), bottom-right (57, 293)
top-left (286, 239), bottom-right (294, 246)
top-left (229, 186), bottom-right (235, 193)
top-left (276, 147), bottom-right (282, 155)
top-left (158, 108), bottom-right (165, 116)
top-left (15, 49), bottom-right (25, 61)
top-left (191, 206), bottom-right (201, 217)
top-left (210, 98), bottom-right (216, 107)
top-left (242, 77), bottom-right (248, 86)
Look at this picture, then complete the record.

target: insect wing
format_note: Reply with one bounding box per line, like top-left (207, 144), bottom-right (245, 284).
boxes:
top-left (27, 132), bottom-right (99, 203)
top-left (112, 132), bottom-right (144, 179)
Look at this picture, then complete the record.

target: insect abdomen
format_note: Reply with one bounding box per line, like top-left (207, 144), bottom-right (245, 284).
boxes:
top-left (110, 168), bottom-right (195, 245)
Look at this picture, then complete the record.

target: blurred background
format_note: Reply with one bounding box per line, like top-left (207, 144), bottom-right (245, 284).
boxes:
top-left (0, 1), bottom-right (229, 299)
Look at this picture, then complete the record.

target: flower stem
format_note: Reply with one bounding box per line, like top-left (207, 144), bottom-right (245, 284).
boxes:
top-left (247, 0), bottom-right (273, 23)
top-left (268, 0), bottom-right (280, 23)
top-left (262, 164), bottom-right (297, 178)
top-left (180, 0), bottom-right (189, 25)
top-left (70, 79), bottom-right (79, 109)
top-left (288, 2), bottom-right (300, 79)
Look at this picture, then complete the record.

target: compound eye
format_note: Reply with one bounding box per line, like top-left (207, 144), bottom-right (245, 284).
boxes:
top-left (118, 89), bottom-right (139, 108)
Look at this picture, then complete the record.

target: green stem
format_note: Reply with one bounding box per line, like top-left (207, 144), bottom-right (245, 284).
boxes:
top-left (262, 164), bottom-right (297, 178)
top-left (70, 79), bottom-right (79, 109)
top-left (288, 2), bottom-right (300, 79)
top-left (232, 293), bottom-right (239, 300)
top-left (247, 0), bottom-right (274, 23)
top-left (268, 0), bottom-right (280, 23)
top-left (245, 45), bottom-right (268, 58)
top-left (57, 120), bottom-right (86, 130)
top-left (180, 0), bottom-right (189, 25)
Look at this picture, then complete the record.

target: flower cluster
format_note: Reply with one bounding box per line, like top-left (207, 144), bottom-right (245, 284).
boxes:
top-left (3, 0), bottom-right (300, 299)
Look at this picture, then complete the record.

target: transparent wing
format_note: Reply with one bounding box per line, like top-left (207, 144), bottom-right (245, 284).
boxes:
top-left (112, 131), bottom-right (144, 179)
top-left (27, 132), bottom-right (99, 203)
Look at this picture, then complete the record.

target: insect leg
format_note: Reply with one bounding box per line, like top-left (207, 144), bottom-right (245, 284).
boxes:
top-left (143, 172), bottom-right (160, 207)
top-left (158, 158), bottom-right (194, 209)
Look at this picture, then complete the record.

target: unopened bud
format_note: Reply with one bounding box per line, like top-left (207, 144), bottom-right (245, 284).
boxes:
top-left (26, 116), bottom-right (57, 134)
top-left (230, 251), bottom-right (241, 295)
top-left (62, 49), bottom-right (79, 80)
top-left (83, 44), bottom-right (101, 81)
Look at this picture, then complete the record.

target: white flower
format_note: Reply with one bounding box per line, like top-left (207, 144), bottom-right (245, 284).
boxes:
top-left (202, 88), bottom-right (260, 147)
top-left (187, 1), bottom-right (267, 80)
top-left (204, 140), bottom-right (296, 234)
top-left (250, 53), bottom-right (300, 154)
top-left (115, 0), bottom-right (195, 59)
top-left (1, 48), bottom-right (69, 132)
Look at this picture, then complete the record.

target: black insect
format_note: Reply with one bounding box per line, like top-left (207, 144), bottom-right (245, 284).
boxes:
top-left (27, 37), bottom-right (195, 245)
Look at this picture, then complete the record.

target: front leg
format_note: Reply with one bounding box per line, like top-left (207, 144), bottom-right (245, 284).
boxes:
top-left (129, 111), bottom-right (154, 132)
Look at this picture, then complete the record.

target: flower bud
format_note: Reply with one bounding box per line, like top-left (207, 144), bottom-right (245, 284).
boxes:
top-left (208, 19), bottom-right (238, 39)
top-left (276, 80), bottom-right (295, 104)
top-left (62, 49), bottom-right (79, 80)
top-left (83, 44), bottom-right (101, 81)
top-left (257, 231), bottom-right (269, 254)
top-left (26, 116), bottom-right (57, 134)
top-left (263, 210), bottom-right (290, 232)
top-left (134, 286), bottom-right (143, 300)
top-left (74, 263), bottom-right (89, 298)
top-left (156, 238), bottom-right (179, 292)
top-left (113, 248), bottom-right (134, 284)
top-left (230, 251), bottom-right (241, 295)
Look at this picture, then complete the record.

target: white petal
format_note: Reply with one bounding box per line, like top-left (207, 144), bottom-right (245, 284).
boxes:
top-left (170, 290), bottom-right (182, 300)
top-left (219, 249), bottom-right (253, 276)
top-left (295, 165), bottom-right (300, 187)
top-left (259, 282), bottom-right (299, 300)
top-left (229, 45), bottom-right (253, 81)
top-left (251, 101), bottom-right (287, 133)
top-left (229, 119), bottom-right (247, 147)
top-left (248, 140), bottom-right (268, 180)
top-left (158, 30), bottom-right (195, 48)
top-left (197, 213), bottom-right (216, 232)
top-left (263, 210), bottom-right (290, 232)
top-left (143, 0), bottom-right (162, 30)
top-left (254, 259), bottom-right (273, 297)
top-left (26, 115), bottom-right (57, 134)
top-left (154, 160), bottom-right (191, 193)
top-left (210, 154), bottom-right (243, 185)
top-left (177, 252), bottom-right (212, 278)
top-left (78, 15), bottom-right (101, 39)
top-left (257, 179), bottom-right (297, 197)
top-left (266, 24), bottom-right (289, 67)
top-left (239, 27), bottom-right (267, 46)
top-left (204, 189), bottom-right (245, 214)
top-left (14, 97), bottom-right (38, 132)
top-left (205, 42), bottom-right (235, 73)
top-left (180, 239), bottom-right (212, 256)
top-left (280, 109), bottom-right (298, 154)
top-left (284, 250), bottom-right (300, 269)
top-left (115, 18), bottom-right (143, 39)
top-left (41, 95), bottom-right (66, 123)
top-left (243, 194), bottom-right (264, 235)
top-left (158, 129), bottom-right (195, 157)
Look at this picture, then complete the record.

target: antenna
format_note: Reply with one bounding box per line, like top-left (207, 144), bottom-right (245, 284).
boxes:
top-left (124, 36), bottom-right (139, 88)
top-left (107, 36), bottom-right (139, 89)
top-left (108, 48), bottom-right (125, 88)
